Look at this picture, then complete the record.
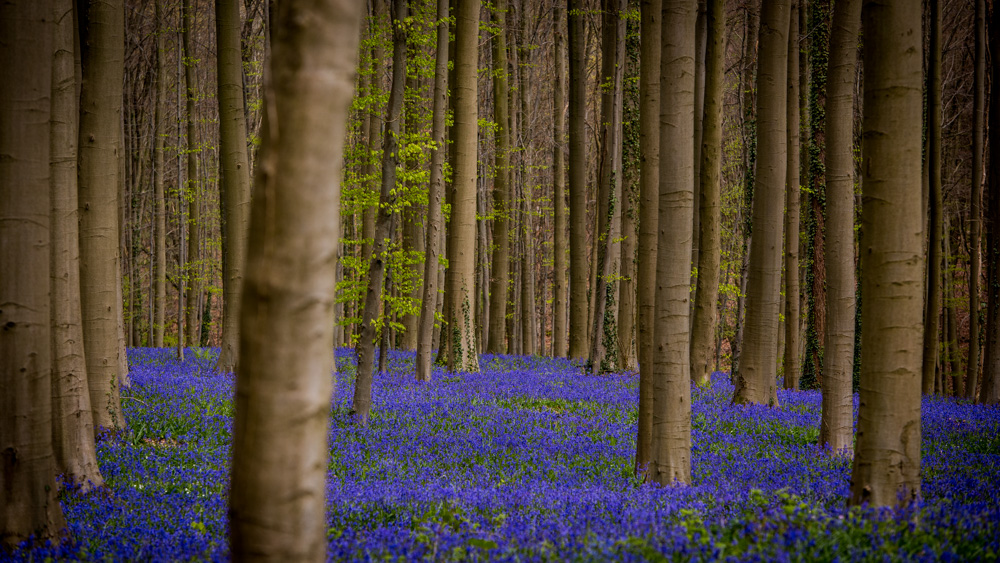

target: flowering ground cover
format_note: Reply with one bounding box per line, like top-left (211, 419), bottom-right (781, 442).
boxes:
top-left (9, 348), bottom-right (1000, 561)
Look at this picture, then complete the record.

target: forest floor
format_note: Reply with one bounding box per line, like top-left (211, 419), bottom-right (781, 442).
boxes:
top-left (9, 348), bottom-right (1000, 561)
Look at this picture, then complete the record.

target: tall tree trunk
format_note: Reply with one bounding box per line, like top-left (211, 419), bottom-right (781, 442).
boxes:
top-left (944, 217), bottom-right (960, 395)
top-left (215, 0), bottom-right (253, 374)
top-left (921, 0), bottom-right (942, 396)
top-left (782, 0), bottom-right (802, 392)
top-left (966, 0), bottom-right (985, 400)
top-left (649, 0), bottom-right (695, 486)
top-left (690, 0), bottom-right (707, 290)
top-left (487, 0), bottom-right (512, 355)
top-left (590, 0), bottom-right (626, 374)
top-left (229, 1), bottom-right (362, 558)
top-left (153, 1), bottom-right (167, 348)
top-left (553, 1), bottom-right (568, 358)
top-left (362, 6), bottom-right (384, 271)
top-left (442, 0), bottom-right (481, 372)
top-left (0, 0), bottom-right (67, 546)
top-left (415, 0), bottom-right (449, 382)
top-left (568, 0), bottom-right (589, 360)
top-left (51, 0), bottom-right (102, 491)
top-left (354, 0), bottom-right (407, 424)
top-left (982, 0), bottom-right (1000, 405)
top-left (183, 0), bottom-right (201, 347)
top-left (635, 0), bottom-right (661, 477)
top-left (618, 9), bottom-right (640, 371)
top-left (732, 0), bottom-right (790, 406)
top-left (849, 0), bottom-right (923, 508)
top-left (518, 14), bottom-right (536, 358)
top-left (689, 0), bottom-right (724, 388)
top-left (819, 0), bottom-right (859, 453)
top-left (78, 0), bottom-right (126, 428)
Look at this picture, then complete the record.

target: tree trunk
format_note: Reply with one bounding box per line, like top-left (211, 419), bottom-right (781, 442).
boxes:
top-left (732, 0), bottom-right (789, 406)
top-left (849, 0), bottom-right (923, 508)
top-left (921, 0), bottom-right (942, 396)
top-left (966, 0), bottom-right (985, 400)
top-left (590, 0), bottom-right (626, 374)
top-left (819, 0), bottom-right (859, 454)
top-left (183, 0), bottom-right (201, 347)
top-left (362, 7), bottom-right (384, 271)
top-left (781, 0), bottom-right (802, 392)
top-left (553, 1), bottom-right (568, 358)
top-left (442, 0), bottom-right (482, 372)
top-left (153, 0), bottom-right (167, 348)
top-left (618, 9), bottom-right (639, 371)
top-left (635, 0), bottom-right (661, 477)
top-left (51, 0), bottom-right (103, 491)
top-left (517, 14), bottom-right (536, 358)
top-left (649, 0), bottom-right (695, 486)
top-left (228, 1), bottom-right (361, 559)
top-left (982, 0), bottom-right (1000, 405)
top-left (944, 218), bottom-right (960, 395)
top-left (354, 0), bottom-right (407, 424)
top-left (0, 0), bottom-right (67, 546)
top-left (689, 0), bottom-right (724, 388)
top-left (215, 0), bottom-right (253, 374)
top-left (415, 0), bottom-right (449, 382)
top-left (78, 0), bottom-right (126, 428)
top-left (568, 0), bottom-right (589, 360)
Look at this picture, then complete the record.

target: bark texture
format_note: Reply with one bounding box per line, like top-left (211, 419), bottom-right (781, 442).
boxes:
top-left (782, 0), bottom-right (801, 392)
top-left (567, 0), bottom-right (589, 360)
top-left (967, 0), bottom-right (985, 400)
top-left (553, 2), bottom-right (568, 358)
top-left (487, 0), bottom-right (512, 355)
top-left (921, 0), bottom-right (942, 396)
top-left (228, 0), bottom-right (362, 559)
top-left (153, 0), bottom-right (167, 348)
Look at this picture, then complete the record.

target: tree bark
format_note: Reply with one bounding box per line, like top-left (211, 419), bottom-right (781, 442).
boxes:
top-left (689, 0), bottom-right (724, 388)
top-left (982, 0), bottom-right (1000, 405)
top-left (78, 0), bottom-right (126, 428)
top-left (849, 0), bottom-right (923, 508)
top-left (921, 0), bottom-right (942, 396)
top-left (819, 0), bottom-right (859, 454)
top-left (649, 0), bottom-right (696, 486)
top-left (966, 0), bottom-right (985, 400)
top-left (0, 0), bottom-right (67, 547)
top-left (215, 0), bottom-right (253, 374)
top-left (415, 0), bottom-right (449, 382)
top-left (354, 0), bottom-right (407, 424)
top-left (635, 0), bottom-right (661, 477)
top-left (228, 0), bottom-right (362, 559)
top-left (732, 0), bottom-right (789, 406)
top-left (782, 0), bottom-right (803, 392)
top-left (153, 0), bottom-right (167, 348)
top-left (183, 0), bottom-right (202, 347)
top-left (568, 0), bottom-right (589, 360)
top-left (553, 1), bottom-right (568, 358)
top-left (51, 0), bottom-right (103, 491)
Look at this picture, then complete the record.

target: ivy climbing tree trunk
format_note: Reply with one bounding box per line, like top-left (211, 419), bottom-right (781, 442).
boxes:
top-left (732, 0), bottom-right (790, 406)
top-left (354, 0), bottom-right (407, 424)
top-left (649, 0), bottom-right (695, 486)
top-left (78, 0), bottom-right (126, 428)
top-left (214, 0), bottom-right (253, 374)
top-left (415, 0), bottom-right (449, 382)
top-left (0, 0), bottom-right (67, 546)
top-left (849, 0), bottom-right (923, 508)
top-left (819, 0), bottom-right (860, 454)
top-left (690, 0), bottom-right (724, 388)
top-left (635, 0), bottom-right (661, 477)
top-left (228, 0), bottom-right (362, 559)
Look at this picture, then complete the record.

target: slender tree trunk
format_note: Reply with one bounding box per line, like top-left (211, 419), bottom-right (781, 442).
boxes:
top-left (78, 0), bottom-right (126, 428)
top-left (966, 0), bottom-right (985, 400)
top-left (153, 1), bottom-right (167, 348)
top-left (689, 0), bottom-right (724, 388)
top-left (229, 1), bottom-right (362, 558)
top-left (819, 0), bottom-right (859, 454)
top-left (215, 0), bottom-right (253, 374)
top-left (732, 0), bottom-right (789, 406)
top-left (442, 0), bottom-right (482, 372)
top-left (944, 218), bottom-right (960, 395)
top-left (782, 0), bottom-right (802, 392)
top-left (982, 0), bottom-right (1000, 405)
top-left (635, 0), bottom-right (661, 477)
top-left (354, 0), bottom-right (407, 424)
top-left (921, 0), bottom-right (942, 396)
top-left (568, 0), bottom-right (589, 360)
top-left (183, 0), bottom-right (201, 347)
top-left (849, 0), bottom-right (923, 508)
top-left (0, 0), bottom-right (67, 546)
top-left (553, 2), bottom-right (568, 358)
top-left (649, 0), bottom-right (696, 486)
top-left (51, 0), bottom-right (103, 491)
top-left (487, 0), bottom-right (512, 355)
top-left (362, 7), bottom-right (384, 270)
top-left (590, 0), bottom-right (626, 374)
top-left (416, 0), bottom-right (449, 382)
top-left (518, 16), bottom-right (536, 357)
top-left (691, 0), bottom-right (706, 290)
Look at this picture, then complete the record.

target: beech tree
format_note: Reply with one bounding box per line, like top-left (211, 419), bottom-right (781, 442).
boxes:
top-left (849, 0), bottom-right (924, 508)
top-left (552, 1), bottom-right (568, 358)
top-left (228, 0), bottom-right (363, 558)
top-left (567, 0), bottom-right (588, 360)
top-left (487, 0), bottom-right (512, 355)
top-left (922, 0), bottom-right (943, 396)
